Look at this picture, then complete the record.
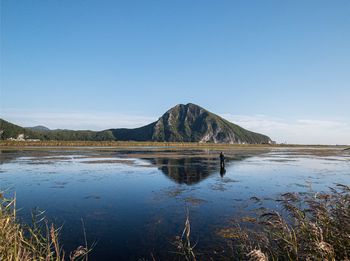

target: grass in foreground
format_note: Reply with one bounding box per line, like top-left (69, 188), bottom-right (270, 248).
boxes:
top-left (175, 184), bottom-right (350, 260)
top-left (0, 193), bottom-right (92, 261)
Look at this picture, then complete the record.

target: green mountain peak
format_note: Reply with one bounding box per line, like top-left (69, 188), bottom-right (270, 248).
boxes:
top-left (1, 104), bottom-right (272, 144)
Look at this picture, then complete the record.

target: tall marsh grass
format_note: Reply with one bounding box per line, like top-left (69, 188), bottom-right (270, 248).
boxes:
top-left (0, 193), bottom-right (92, 261)
top-left (177, 184), bottom-right (350, 260)
top-left (173, 215), bottom-right (197, 261)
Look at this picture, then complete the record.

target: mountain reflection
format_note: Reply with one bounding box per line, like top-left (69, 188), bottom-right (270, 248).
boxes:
top-left (0, 149), bottom-right (256, 185)
top-left (145, 156), bottom-right (242, 185)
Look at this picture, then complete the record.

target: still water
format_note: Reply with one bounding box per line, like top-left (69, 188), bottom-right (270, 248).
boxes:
top-left (0, 147), bottom-right (349, 260)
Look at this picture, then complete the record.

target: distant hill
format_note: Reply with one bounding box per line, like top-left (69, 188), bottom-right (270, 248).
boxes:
top-left (0, 119), bottom-right (114, 141)
top-left (26, 125), bottom-right (51, 132)
top-left (0, 104), bottom-right (272, 144)
top-left (0, 119), bottom-right (35, 140)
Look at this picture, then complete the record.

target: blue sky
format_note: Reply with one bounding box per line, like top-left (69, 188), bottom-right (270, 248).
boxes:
top-left (1, 0), bottom-right (350, 144)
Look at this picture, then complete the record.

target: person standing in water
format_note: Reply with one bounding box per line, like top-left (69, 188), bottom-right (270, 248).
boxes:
top-left (219, 152), bottom-right (225, 168)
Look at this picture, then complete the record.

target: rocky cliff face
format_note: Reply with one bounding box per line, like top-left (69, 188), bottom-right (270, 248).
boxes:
top-left (147, 103), bottom-right (271, 144)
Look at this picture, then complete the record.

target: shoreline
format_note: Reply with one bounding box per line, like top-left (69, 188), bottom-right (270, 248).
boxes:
top-left (0, 140), bottom-right (347, 149)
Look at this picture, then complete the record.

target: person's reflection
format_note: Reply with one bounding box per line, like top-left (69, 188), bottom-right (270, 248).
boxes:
top-left (220, 166), bottom-right (226, 177)
top-left (219, 152), bottom-right (226, 177)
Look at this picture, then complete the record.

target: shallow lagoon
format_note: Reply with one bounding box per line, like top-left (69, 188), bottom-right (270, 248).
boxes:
top-left (0, 147), bottom-right (349, 260)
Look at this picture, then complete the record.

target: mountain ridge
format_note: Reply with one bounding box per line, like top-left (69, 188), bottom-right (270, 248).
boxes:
top-left (0, 103), bottom-right (272, 144)
top-left (25, 125), bottom-right (51, 132)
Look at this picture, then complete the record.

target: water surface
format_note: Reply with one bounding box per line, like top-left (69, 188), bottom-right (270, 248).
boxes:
top-left (0, 147), bottom-right (349, 260)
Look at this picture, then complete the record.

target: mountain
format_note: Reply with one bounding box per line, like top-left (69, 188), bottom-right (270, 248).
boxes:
top-left (26, 125), bottom-right (51, 132)
top-left (0, 103), bottom-right (272, 144)
top-left (110, 103), bottom-right (272, 144)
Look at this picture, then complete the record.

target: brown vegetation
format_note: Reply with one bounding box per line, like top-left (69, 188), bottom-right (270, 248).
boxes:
top-left (0, 140), bottom-right (344, 149)
top-left (0, 140), bottom-right (272, 148)
top-left (0, 194), bottom-right (92, 261)
top-left (177, 185), bottom-right (350, 260)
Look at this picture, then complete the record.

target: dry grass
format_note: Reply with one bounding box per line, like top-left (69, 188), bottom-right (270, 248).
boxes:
top-left (217, 184), bottom-right (350, 260)
top-left (0, 140), bottom-right (280, 156)
top-left (0, 193), bottom-right (92, 261)
top-left (172, 214), bottom-right (197, 261)
top-left (174, 184), bottom-right (350, 260)
top-left (1, 140), bottom-right (344, 149)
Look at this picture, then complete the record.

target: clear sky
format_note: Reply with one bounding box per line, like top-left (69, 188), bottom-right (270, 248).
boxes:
top-left (1, 0), bottom-right (350, 144)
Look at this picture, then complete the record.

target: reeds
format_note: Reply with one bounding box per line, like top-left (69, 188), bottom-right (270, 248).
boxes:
top-left (174, 184), bottom-right (349, 260)
top-left (173, 214), bottom-right (197, 261)
top-left (0, 193), bottom-right (92, 261)
top-left (1, 140), bottom-right (343, 149)
top-left (0, 140), bottom-right (274, 148)
top-left (217, 184), bottom-right (350, 260)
